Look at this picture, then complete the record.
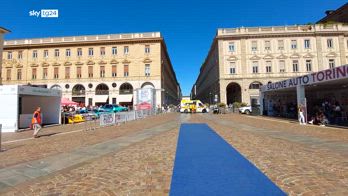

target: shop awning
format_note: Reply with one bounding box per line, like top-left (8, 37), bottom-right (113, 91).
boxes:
top-left (118, 94), bottom-right (133, 103)
top-left (94, 95), bottom-right (109, 103)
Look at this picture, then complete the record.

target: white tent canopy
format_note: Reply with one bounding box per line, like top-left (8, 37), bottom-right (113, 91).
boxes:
top-left (0, 85), bottom-right (62, 132)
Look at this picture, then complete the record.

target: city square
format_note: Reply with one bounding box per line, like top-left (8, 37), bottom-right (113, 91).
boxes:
top-left (0, 113), bottom-right (347, 195)
top-left (1, 0), bottom-right (348, 195)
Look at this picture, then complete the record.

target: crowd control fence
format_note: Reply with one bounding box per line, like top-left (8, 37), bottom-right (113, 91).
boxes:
top-left (85, 109), bottom-right (159, 130)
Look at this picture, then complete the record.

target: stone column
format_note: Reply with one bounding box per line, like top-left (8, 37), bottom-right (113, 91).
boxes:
top-left (315, 36), bottom-right (324, 71)
top-left (338, 35), bottom-right (347, 65)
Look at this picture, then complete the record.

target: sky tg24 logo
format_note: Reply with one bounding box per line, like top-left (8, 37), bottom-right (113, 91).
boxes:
top-left (29, 9), bottom-right (59, 18)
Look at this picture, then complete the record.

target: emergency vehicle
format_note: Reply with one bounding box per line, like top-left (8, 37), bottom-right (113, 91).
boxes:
top-left (180, 99), bottom-right (209, 113)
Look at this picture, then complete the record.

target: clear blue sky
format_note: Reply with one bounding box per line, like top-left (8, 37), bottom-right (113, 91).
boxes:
top-left (0, 0), bottom-right (346, 95)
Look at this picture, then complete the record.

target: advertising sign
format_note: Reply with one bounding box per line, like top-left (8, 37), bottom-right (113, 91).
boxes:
top-left (136, 88), bottom-right (156, 110)
top-left (261, 64), bottom-right (348, 92)
top-left (100, 113), bottom-right (115, 126)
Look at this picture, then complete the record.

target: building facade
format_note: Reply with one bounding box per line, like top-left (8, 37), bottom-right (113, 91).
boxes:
top-left (192, 24), bottom-right (348, 106)
top-left (2, 32), bottom-right (181, 107)
top-left (0, 27), bottom-right (10, 85)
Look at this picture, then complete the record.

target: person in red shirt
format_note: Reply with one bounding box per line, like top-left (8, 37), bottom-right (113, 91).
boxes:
top-left (32, 107), bottom-right (42, 138)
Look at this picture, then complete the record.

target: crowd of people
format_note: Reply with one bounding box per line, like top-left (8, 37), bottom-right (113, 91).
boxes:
top-left (307, 100), bottom-right (345, 126)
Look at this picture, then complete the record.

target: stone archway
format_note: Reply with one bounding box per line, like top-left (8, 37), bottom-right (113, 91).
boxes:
top-left (141, 82), bottom-right (155, 89)
top-left (95, 83), bottom-right (109, 95)
top-left (50, 84), bottom-right (61, 90)
top-left (119, 83), bottom-right (133, 94)
top-left (226, 82), bottom-right (242, 104)
top-left (72, 84), bottom-right (86, 104)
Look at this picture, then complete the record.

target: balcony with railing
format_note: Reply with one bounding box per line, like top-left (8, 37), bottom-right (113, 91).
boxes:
top-left (4, 32), bottom-right (162, 46)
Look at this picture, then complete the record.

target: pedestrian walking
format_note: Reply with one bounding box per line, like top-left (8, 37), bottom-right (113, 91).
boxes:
top-left (32, 107), bottom-right (42, 138)
top-left (298, 104), bottom-right (306, 125)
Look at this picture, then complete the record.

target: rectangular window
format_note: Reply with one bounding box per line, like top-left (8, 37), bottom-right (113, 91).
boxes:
top-left (327, 39), bottom-right (333, 48)
top-left (77, 48), bottom-right (82, 56)
top-left (66, 49), bottom-right (71, 57)
top-left (7, 52), bottom-right (12, 59)
top-left (124, 46), bottom-right (129, 54)
top-left (145, 45), bottom-right (150, 54)
top-left (252, 61), bottom-right (258, 73)
top-left (65, 67), bottom-right (70, 79)
top-left (54, 67), bottom-right (59, 79)
top-left (88, 66), bottom-right (93, 78)
top-left (6, 69), bottom-right (11, 81)
top-left (229, 62), bottom-right (236, 74)
top-left (124, 64), bottom-right (129, 77)
top-left (265, 41), bottom-right (271, 50)
top-left (18, 51), bottom-right (23, 59)
top-left (251, 41), bottom-right (258, 51)
top-left (100, 66), bottom-right (105, 78)
top-left (278, 40), bottom-right (284, 50)
top-left (304, 39), bottom-right (311, 49)
top-left (292, 60), bottom-right (299, 72)
top-left (100, 47), bottom-right (105, 56)
top-left (145, 64), bottom-right (150, 76)
top-left (88, 48), bottom-right (94, 56)
top-left (32, 68), bottom-right (37, 79)
top-left (54, 49), bottom-right (60, 57)
top-left (112, 65), bottom-right (117, 77)
top-left (112, 98), bottom-right (116, 105)
top-left (44, 50), bottom-right (49, 58)
top-left (112, 47), bottom-right (117, 55)
top-left (17, 69), bottom-right (22, 80)
top-left (279, 60), bottom-right (285, 72)
top-left (33, 50), bottom-right (38, 58)
top-left (291, 40), bottom-right (297, 49)
top-left (329, 59), bottom-right (335, 69)
top-left (43, 68), bottom-right (48, 79)
top-left (228, 42), bottom-right (235, 52)
top-left (266, 61), bottom-right (272, 73)
top-left (77, 67), bottom-right (82, 78)
top-left (306, 60), bottom-right (312, 72)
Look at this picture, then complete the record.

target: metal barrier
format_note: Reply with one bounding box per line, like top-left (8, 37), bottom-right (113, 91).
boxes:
top-left (84, 109), bottom-right (157, 130)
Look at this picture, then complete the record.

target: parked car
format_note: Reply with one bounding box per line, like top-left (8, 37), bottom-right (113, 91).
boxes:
top-left (239, 106), bottom-right (252, 114)
top-left (99, 104), bottom-right (128, 113)
top-left (78, 110), bottom-right (98, 120)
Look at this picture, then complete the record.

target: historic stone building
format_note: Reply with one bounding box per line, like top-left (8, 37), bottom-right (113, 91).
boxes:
top-left (192, 24), bottom-right (348, 106)
top-left (0, 27), bottom-right (10, 85)
top-left (2, 32), bottom-right (181, 107)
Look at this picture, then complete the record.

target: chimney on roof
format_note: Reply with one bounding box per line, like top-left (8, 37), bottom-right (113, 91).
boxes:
top-left (325, 10), bottom-right (334, 16)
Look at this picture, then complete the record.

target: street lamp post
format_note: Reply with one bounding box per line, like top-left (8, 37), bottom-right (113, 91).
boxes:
top-left (209, 92), bottom-right (212, 105)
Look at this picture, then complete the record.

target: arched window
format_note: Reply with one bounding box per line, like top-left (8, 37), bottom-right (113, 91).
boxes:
top-left (95, 83), bottom-right (109, 95)
top-left (141, 82), bottom-right (155, 89)
top-left (249, 82), bottom-right (263, 89)
top-left (72, 84), bottom-right (86, 96)
top-left (50, 85), bottom-right (61, 90)
top-left (119, 83), bottom-right (133, 94)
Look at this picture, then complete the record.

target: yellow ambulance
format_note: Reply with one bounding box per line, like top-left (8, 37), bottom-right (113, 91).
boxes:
top-left (180, 99), bottom-right (209, 113)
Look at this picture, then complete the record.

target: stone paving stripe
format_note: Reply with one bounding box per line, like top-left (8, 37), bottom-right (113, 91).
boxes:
top-left (0, 121), bottom-right (180, 191)
top-left (170, 123), bottom-right (286, 196)
top-left (2, 128), bottom-right (86, 144)
top-left (205, 115), bottom-right (348, 156)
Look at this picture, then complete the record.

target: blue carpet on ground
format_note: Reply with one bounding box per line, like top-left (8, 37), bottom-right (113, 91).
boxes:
top-left (170, 123), bottom-right (286, 196)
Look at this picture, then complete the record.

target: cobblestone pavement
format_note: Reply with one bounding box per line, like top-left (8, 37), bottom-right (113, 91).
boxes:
top-left (3, 128), bottom-right (179, 196)
top-left (1, 113), bottom-right (347, 195)
top-left (0, 113), bottom-right (179, 168)
top-left (192, 113), bottom-right (348, 196)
